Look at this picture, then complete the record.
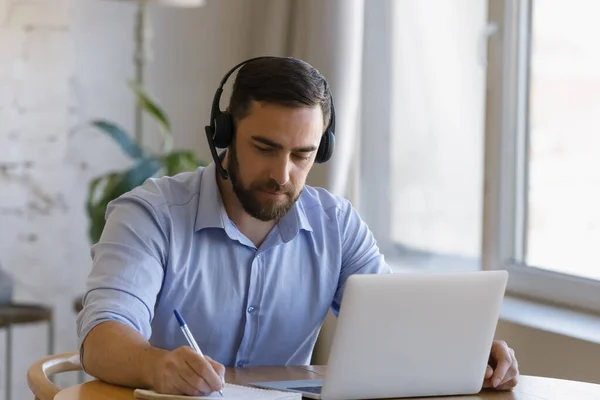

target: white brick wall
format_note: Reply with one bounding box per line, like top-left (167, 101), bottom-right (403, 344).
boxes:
top-left (0, 1), bottom-right (91, 399)
top-left (6, 3), bottom-right (69, 29)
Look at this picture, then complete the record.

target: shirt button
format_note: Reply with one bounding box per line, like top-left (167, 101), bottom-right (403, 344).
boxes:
top-left (236, 360), bottom-right (245, 367)
top-left (247, 306), bottom-right (255, 313)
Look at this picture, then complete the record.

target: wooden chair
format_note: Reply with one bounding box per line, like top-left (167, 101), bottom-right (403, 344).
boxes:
top-left (27, 352), bottom-right (82, 400)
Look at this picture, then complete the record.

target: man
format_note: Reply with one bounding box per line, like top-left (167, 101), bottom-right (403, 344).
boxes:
top-left (77, 57), bottom-right (519, 396)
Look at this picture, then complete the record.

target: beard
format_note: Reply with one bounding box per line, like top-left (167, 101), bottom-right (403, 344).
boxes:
top-left (227, 142), bottom-right (302, 222)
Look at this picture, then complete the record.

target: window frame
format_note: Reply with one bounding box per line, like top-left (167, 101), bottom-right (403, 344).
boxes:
top-left (358, 0), bottom-right (394, 255)
top-left (482, 0), bottom-right (600, 315)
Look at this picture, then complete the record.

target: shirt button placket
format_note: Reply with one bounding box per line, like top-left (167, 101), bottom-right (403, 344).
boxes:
top-left (237, 252), bottom-right (262, 367)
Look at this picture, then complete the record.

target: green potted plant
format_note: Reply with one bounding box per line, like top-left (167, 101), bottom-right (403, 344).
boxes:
top-left (85, 82), bottom-right (206, 244)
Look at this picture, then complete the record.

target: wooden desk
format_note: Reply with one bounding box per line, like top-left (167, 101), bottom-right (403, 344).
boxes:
top-left (54, 365), bottom-right (600, 400)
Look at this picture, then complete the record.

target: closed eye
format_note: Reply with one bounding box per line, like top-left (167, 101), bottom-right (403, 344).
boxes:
top-left (255, 146), bottom-right (273, 153)
top-left (293, 153), bottom-right (311, 161)
top-left (255, 145), bottom-right (311, 161)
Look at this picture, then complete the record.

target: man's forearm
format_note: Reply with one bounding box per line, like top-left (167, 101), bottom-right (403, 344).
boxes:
top-left (81, 321), bottom-right (166, 389)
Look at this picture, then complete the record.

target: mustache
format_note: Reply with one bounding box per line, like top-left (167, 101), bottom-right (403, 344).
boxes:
top-left (254, 179), bottom-right (295, 195)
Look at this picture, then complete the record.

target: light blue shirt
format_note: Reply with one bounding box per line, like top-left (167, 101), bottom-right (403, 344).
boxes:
top-left (77, 162), bottom-right (391, 367)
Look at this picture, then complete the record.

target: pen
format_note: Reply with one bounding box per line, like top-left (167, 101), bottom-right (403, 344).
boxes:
top-left (173, 309), bottom-right (224, 397)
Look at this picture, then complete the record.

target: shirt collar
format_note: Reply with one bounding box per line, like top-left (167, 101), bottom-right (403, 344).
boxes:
top-left (194, 162), bottom-right (314, 241)
top-left (278, 191), bottom-right (314, 243)
top-left (194, 162), bottom-right (229, 232)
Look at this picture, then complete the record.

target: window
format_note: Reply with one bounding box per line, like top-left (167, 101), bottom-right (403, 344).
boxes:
top-left (359, 0), bottom-right (487, 271)
top-left (360, 0), bottom-right (600, 314)
top-left (484, 0), bottom-right (600, 313)
top-left (527, 0), bottom-right (600, 281)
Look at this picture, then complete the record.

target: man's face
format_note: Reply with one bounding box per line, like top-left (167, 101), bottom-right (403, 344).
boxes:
top-left (227, 101), bottom-right (324, 221)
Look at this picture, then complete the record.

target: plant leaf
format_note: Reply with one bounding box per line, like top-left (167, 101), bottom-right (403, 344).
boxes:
top-left (129, 81), bottom-right (171, 135)
top-left (86, 157), bottom-right (162, 244)
top-left (86, 174), bottom-right (115, 217)
top-left (90, 120), bottom-right (144, 159)
top-left (161, 150), bottom-right (206, 176)
top-left (86, 172), bottom-right (122, 243)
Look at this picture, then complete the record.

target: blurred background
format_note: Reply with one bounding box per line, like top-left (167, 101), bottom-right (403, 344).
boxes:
top-left (1, 0), bottom-right (600, 399)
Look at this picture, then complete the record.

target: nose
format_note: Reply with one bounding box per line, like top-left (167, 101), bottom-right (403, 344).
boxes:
top-left (269, 155), bottom-right (291, 186)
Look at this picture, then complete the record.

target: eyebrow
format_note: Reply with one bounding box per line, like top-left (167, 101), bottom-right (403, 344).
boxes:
top-left (251, 136), bottom-right (318, 153)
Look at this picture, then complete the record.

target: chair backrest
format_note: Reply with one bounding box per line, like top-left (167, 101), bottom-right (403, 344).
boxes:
top-left (27, 352), bottom-right (82, 400)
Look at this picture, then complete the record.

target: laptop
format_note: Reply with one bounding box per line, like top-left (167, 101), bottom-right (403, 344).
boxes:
top-left (251, 270), bottom-right (508, 400)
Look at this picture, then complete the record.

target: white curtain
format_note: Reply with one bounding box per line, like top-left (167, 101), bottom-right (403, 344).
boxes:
top-left (285, 0), bottom-right (365, 197)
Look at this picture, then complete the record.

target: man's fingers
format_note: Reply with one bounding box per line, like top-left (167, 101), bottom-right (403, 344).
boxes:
top-left (179, 362), bottom-right (213, 394)
top-left (206, 356), bottom-right (226, 381)
top-left (490, 342), bottom-right (513, 387)
top-left (481, 365), bottom-right (494, 388)
top-left (184, 349), bottom-right (224, 392)
top-left (492, 359), bottom-right (512, 387)
top-left (509, 348), bottom-right (518, 374)
top-left (485, 365), bottom-right (493, 379)
top-left (496, 377), bottom-right (519, 391)
top-left (494, 367), bottom-right (519, 390)
top-left (172, 374), bottom-right (206, 396)
top-left (482, 341), bottom-right (520, 391)
top-left (503, 358), bottom-right (520, 385)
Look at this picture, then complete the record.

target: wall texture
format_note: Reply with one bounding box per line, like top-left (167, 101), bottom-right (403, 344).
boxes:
top-left (0, 0), bottom-right (90, 398)
top-left (494, 321), bottom-right (600, 385)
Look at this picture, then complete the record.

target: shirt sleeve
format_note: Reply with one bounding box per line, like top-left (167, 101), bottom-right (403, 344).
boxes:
top-left (76, 190), bottom-right (168, 362)
top-left (331, 200), bottom-right (392, 315)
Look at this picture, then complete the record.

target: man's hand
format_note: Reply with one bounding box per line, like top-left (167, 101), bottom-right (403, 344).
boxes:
top-left (483, 340), bottom-right (519, 391)
top-left (151, 346), bottom-right (225, 396)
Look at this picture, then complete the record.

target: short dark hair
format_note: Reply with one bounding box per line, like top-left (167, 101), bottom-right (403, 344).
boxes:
top-left (228, 57), bottom-right (332, 130)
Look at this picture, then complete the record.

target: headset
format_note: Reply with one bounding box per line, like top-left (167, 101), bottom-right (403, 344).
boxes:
top-left (204, 56), bottom-right (336, 180)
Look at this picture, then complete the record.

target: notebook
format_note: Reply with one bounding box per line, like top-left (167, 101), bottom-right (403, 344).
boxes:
top-left (134, 383), bottom-right (301, 400)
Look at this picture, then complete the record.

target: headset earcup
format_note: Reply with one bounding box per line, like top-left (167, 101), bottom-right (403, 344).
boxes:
top-left (316, 130), bottom-right (335, 163)
top-left (213, 111), bottom-right (235, 148)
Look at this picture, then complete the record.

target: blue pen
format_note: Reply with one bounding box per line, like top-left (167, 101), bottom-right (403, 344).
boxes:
top-left (174, 309), bottom-right (224, 397)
